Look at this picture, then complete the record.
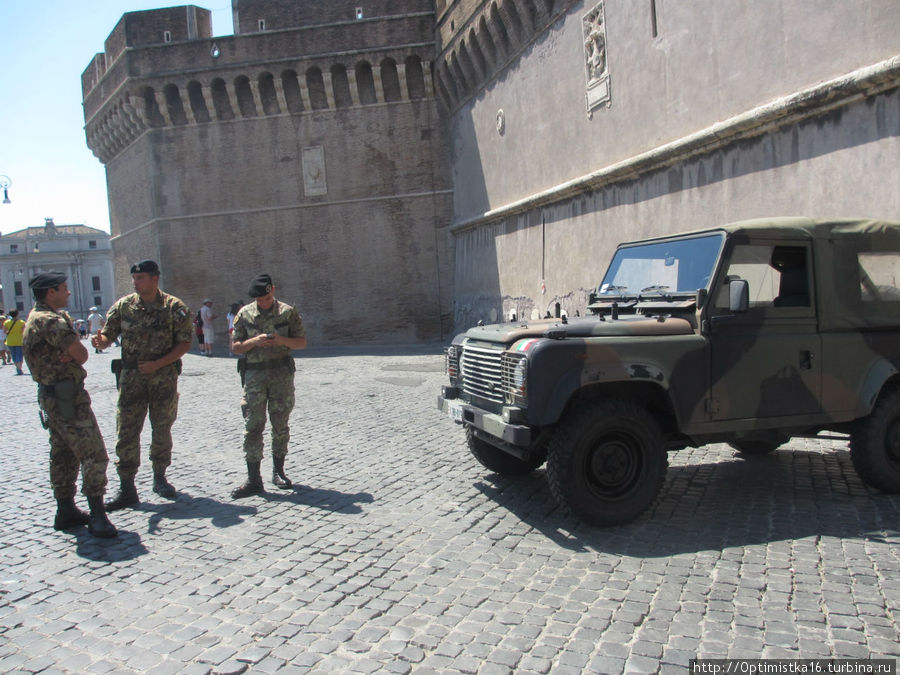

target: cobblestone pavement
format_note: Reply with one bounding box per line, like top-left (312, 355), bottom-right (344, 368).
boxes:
top-left (1, 344), bottom-right (898, 674)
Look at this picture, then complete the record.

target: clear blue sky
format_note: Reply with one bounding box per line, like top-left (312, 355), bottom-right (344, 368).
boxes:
top-left (0, 1), bottom-right (234, 236)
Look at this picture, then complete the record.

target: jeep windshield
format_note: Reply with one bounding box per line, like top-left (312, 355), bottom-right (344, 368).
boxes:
top-left (598, 232), bottom-right (725, 299)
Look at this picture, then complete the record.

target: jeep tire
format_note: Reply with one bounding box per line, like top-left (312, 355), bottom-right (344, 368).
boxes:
top-left (850, 387), bottom-right (900, 493)
top-left (546, 400), bottom-right (667, 526)
top-left (467, 427), bottom-right (543, 475)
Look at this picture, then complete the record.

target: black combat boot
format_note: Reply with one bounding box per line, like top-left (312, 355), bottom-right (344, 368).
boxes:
top-left (231, 461), bottom-right (264, 499)
top-left (152, 472), bottom-right (176, 499)
top-left (53, 497), bottom-right (90, 531)
top-left (86, 496), bottom-right (117, 538)
top-left (272, 456), bottom-right (292, 489)
top-left (105, 478), bottom-right (139, 512)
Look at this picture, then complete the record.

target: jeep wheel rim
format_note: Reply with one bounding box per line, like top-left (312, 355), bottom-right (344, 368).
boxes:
top-left (586, 435), bottom-right (640, 497)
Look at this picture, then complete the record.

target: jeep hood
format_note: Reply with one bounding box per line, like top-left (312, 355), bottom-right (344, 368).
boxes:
top-left (463, 315), bottom-right (694, 343)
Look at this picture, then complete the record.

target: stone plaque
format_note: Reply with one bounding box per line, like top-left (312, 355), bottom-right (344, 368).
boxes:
top-left (302, 145), bottom-right (327, 196)
top-left (583, 2), bottom-right (611, 114)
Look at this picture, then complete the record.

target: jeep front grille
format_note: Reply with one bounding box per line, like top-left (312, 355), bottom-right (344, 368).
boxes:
top-left (460, 343), bottom-right (505, 404)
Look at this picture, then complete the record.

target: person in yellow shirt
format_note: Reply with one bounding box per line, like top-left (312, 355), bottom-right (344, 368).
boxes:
top-left (4, 309), bottom-right (26, 375)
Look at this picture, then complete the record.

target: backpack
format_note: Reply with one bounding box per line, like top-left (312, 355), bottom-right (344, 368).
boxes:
top-left (195, 310), bottom-right (203, 328)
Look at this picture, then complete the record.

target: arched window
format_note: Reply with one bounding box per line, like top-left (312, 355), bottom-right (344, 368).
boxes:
top-left (281, 70), bottom-right (304, 113)
top-left (306, 67), bottom-right (329, 110)
top-left (258, 72), bottom-right (280, 115)
top-left (211, 78), bottom-right (234, 120)
top-left (187, 81), bottom-right (210, 123)
top-left (519, 0), bottom-right (539, 26)
top-left (435, 64), bottom-right (458, 107)
top-left (489, 3), bottom-right (511, 57)
top-left (502, 0), bottom-right (526, 41)
top-left (235, 75), bottom-right (257, 117)
top-left (477, 16), bottom-right (497, 68)
top-left (330, 64), bottom-right (352, 108)
top-left (467, 30), bottom-right (487, 79)
top-left (404, 56), bottom-right (426, 99)
top-left (140, 86), bottom-right (165, 127)
top-left (457, 42), bottom-right (478, 87)
top-left (355, 61), bottom-right (377, 104)
top-left (449, 52), bottom-right (469, 96)
top-left (380, 58), bottom-right (401, 102)
top-left (164, 84), bottom-right (187, 125)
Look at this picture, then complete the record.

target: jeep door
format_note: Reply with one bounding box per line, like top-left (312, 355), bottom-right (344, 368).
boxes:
top-left (706, 240), bottom-right (823, 425)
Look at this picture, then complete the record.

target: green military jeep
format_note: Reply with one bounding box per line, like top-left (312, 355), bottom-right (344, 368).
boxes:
top-left (439, 218), bottom-right (900, 525)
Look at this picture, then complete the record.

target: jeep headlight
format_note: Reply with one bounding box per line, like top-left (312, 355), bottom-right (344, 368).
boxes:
top-left (502, 353), bottom-right (527, 405)
top-left (445, 345), bottom-right (460, 382)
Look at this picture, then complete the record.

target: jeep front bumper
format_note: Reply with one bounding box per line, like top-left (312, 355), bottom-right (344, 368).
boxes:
top-left (437, 387), bottom-right (532, 447)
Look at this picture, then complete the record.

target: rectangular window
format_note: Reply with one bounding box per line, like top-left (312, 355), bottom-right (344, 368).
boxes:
top-left (9, 244), bottom-right (17, 253)
top-left (14, 281), bottom-right (23, 296)
top-left (715, 244), bottom-right (810, 310)
top-left (16, 301), bottom-right (24, 311)
top-left (94, 296), bottom-right (102, 306)
top-left (258, 19), bottom-right (265, 30)
top-left (89, 240), bottom-right (97, 249)
top-left (356, 7), bottom-right (364, 19)
top-left (164, 30), bottom-right (172, 43)
top-left (859, 252), bottom-right (900, 302)
top-left (92, 276), bottom-right (101, 291)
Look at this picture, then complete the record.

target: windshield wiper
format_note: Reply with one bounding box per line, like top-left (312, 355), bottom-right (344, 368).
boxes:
top-left (640, 285), bottom-right (670, 295)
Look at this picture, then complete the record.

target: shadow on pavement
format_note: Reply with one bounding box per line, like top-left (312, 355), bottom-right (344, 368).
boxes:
top-left (262, 484), bottom-right (374, 513)
top-left (141, 494), bottom-right (259, 533)
top-left (474, 448), bottom-right (900, 556)
top-left (75, 528), bottom-right (149, 562)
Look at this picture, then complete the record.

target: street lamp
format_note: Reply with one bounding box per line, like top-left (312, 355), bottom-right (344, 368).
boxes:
top-left (0, 175), bottom-right (10, 204)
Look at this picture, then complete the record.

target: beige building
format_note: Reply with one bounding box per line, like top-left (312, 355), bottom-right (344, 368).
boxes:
top-left (0, 219), bottom-right (115, 317)
top-left (82, 1), bottom-right (453, 346)
top-left (435, 0), bottom-right (900, 327)
top-left (83, 1), bottom-right (900, 341)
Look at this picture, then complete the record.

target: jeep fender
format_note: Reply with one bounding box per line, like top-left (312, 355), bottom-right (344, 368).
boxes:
top-left (856, 357), bottom-right (899, 417)
top-left (534, 359), bottom-right (672, 426)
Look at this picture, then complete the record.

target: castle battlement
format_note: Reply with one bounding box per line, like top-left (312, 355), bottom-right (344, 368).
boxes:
top-left (433, 0), bottom-right (569, 112)
top-left (83, 2), bottom-right (437, 165)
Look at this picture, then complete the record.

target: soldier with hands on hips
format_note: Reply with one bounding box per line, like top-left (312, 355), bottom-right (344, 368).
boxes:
top-left (23, 272), bottom-right (117, 538)
top-left (230, 273), bottom-right (307, 498)
top-left (92, 260), bottom-right (193, 510)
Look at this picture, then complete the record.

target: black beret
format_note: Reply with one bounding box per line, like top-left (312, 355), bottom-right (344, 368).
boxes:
top-left (130, 259), bottom-right (160, 275)
top-left (29, 271), bottom-right (67, 290)
top-left (248, 273), bottom-right (274, 298)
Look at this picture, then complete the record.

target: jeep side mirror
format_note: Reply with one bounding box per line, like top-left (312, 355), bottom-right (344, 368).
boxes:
top-left (729, 279), bottom-right (749, 313)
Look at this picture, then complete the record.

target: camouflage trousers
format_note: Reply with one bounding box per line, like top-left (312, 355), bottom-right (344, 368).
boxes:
top-left (114, 366), bottom-right (179, 479)
top-left (41, 389), bottom-right (109, 500)
top-left (241, 368), bottom-right (295, 462)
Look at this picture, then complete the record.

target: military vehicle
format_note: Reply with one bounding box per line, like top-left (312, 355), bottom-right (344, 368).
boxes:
top-left (438, 218), bottom-right (900, 525)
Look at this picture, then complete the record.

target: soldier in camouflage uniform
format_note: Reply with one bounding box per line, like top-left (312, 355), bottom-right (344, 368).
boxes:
top-left (23, 272), bottom-right (117, 538)
top-left (230, 273), bottom-right (307, 498)
top-left (91, 260), bottom-right (193, 510)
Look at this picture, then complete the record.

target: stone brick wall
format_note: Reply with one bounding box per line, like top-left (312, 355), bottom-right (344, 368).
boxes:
top-left (84, 1), bottom-right (453, 346)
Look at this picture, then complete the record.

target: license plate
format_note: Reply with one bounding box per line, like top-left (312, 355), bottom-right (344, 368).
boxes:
top-left (447, 401), bottom-right (464, 422)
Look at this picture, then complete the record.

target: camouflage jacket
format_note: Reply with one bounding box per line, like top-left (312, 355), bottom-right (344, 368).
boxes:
top-left (232, 300), bottom-right (305, 365)
top-left (101, 291), bottom-right (193, 363)
top-left (23, 302), bottom-right (86, 385)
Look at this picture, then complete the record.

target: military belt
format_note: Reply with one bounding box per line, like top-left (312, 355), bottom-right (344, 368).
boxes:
top-left (38, 379), bottom-right (82, 397)
top-left (244, 357), bottom-right (293, 371)
top-left (121, 355), bottom-right (168, 369)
